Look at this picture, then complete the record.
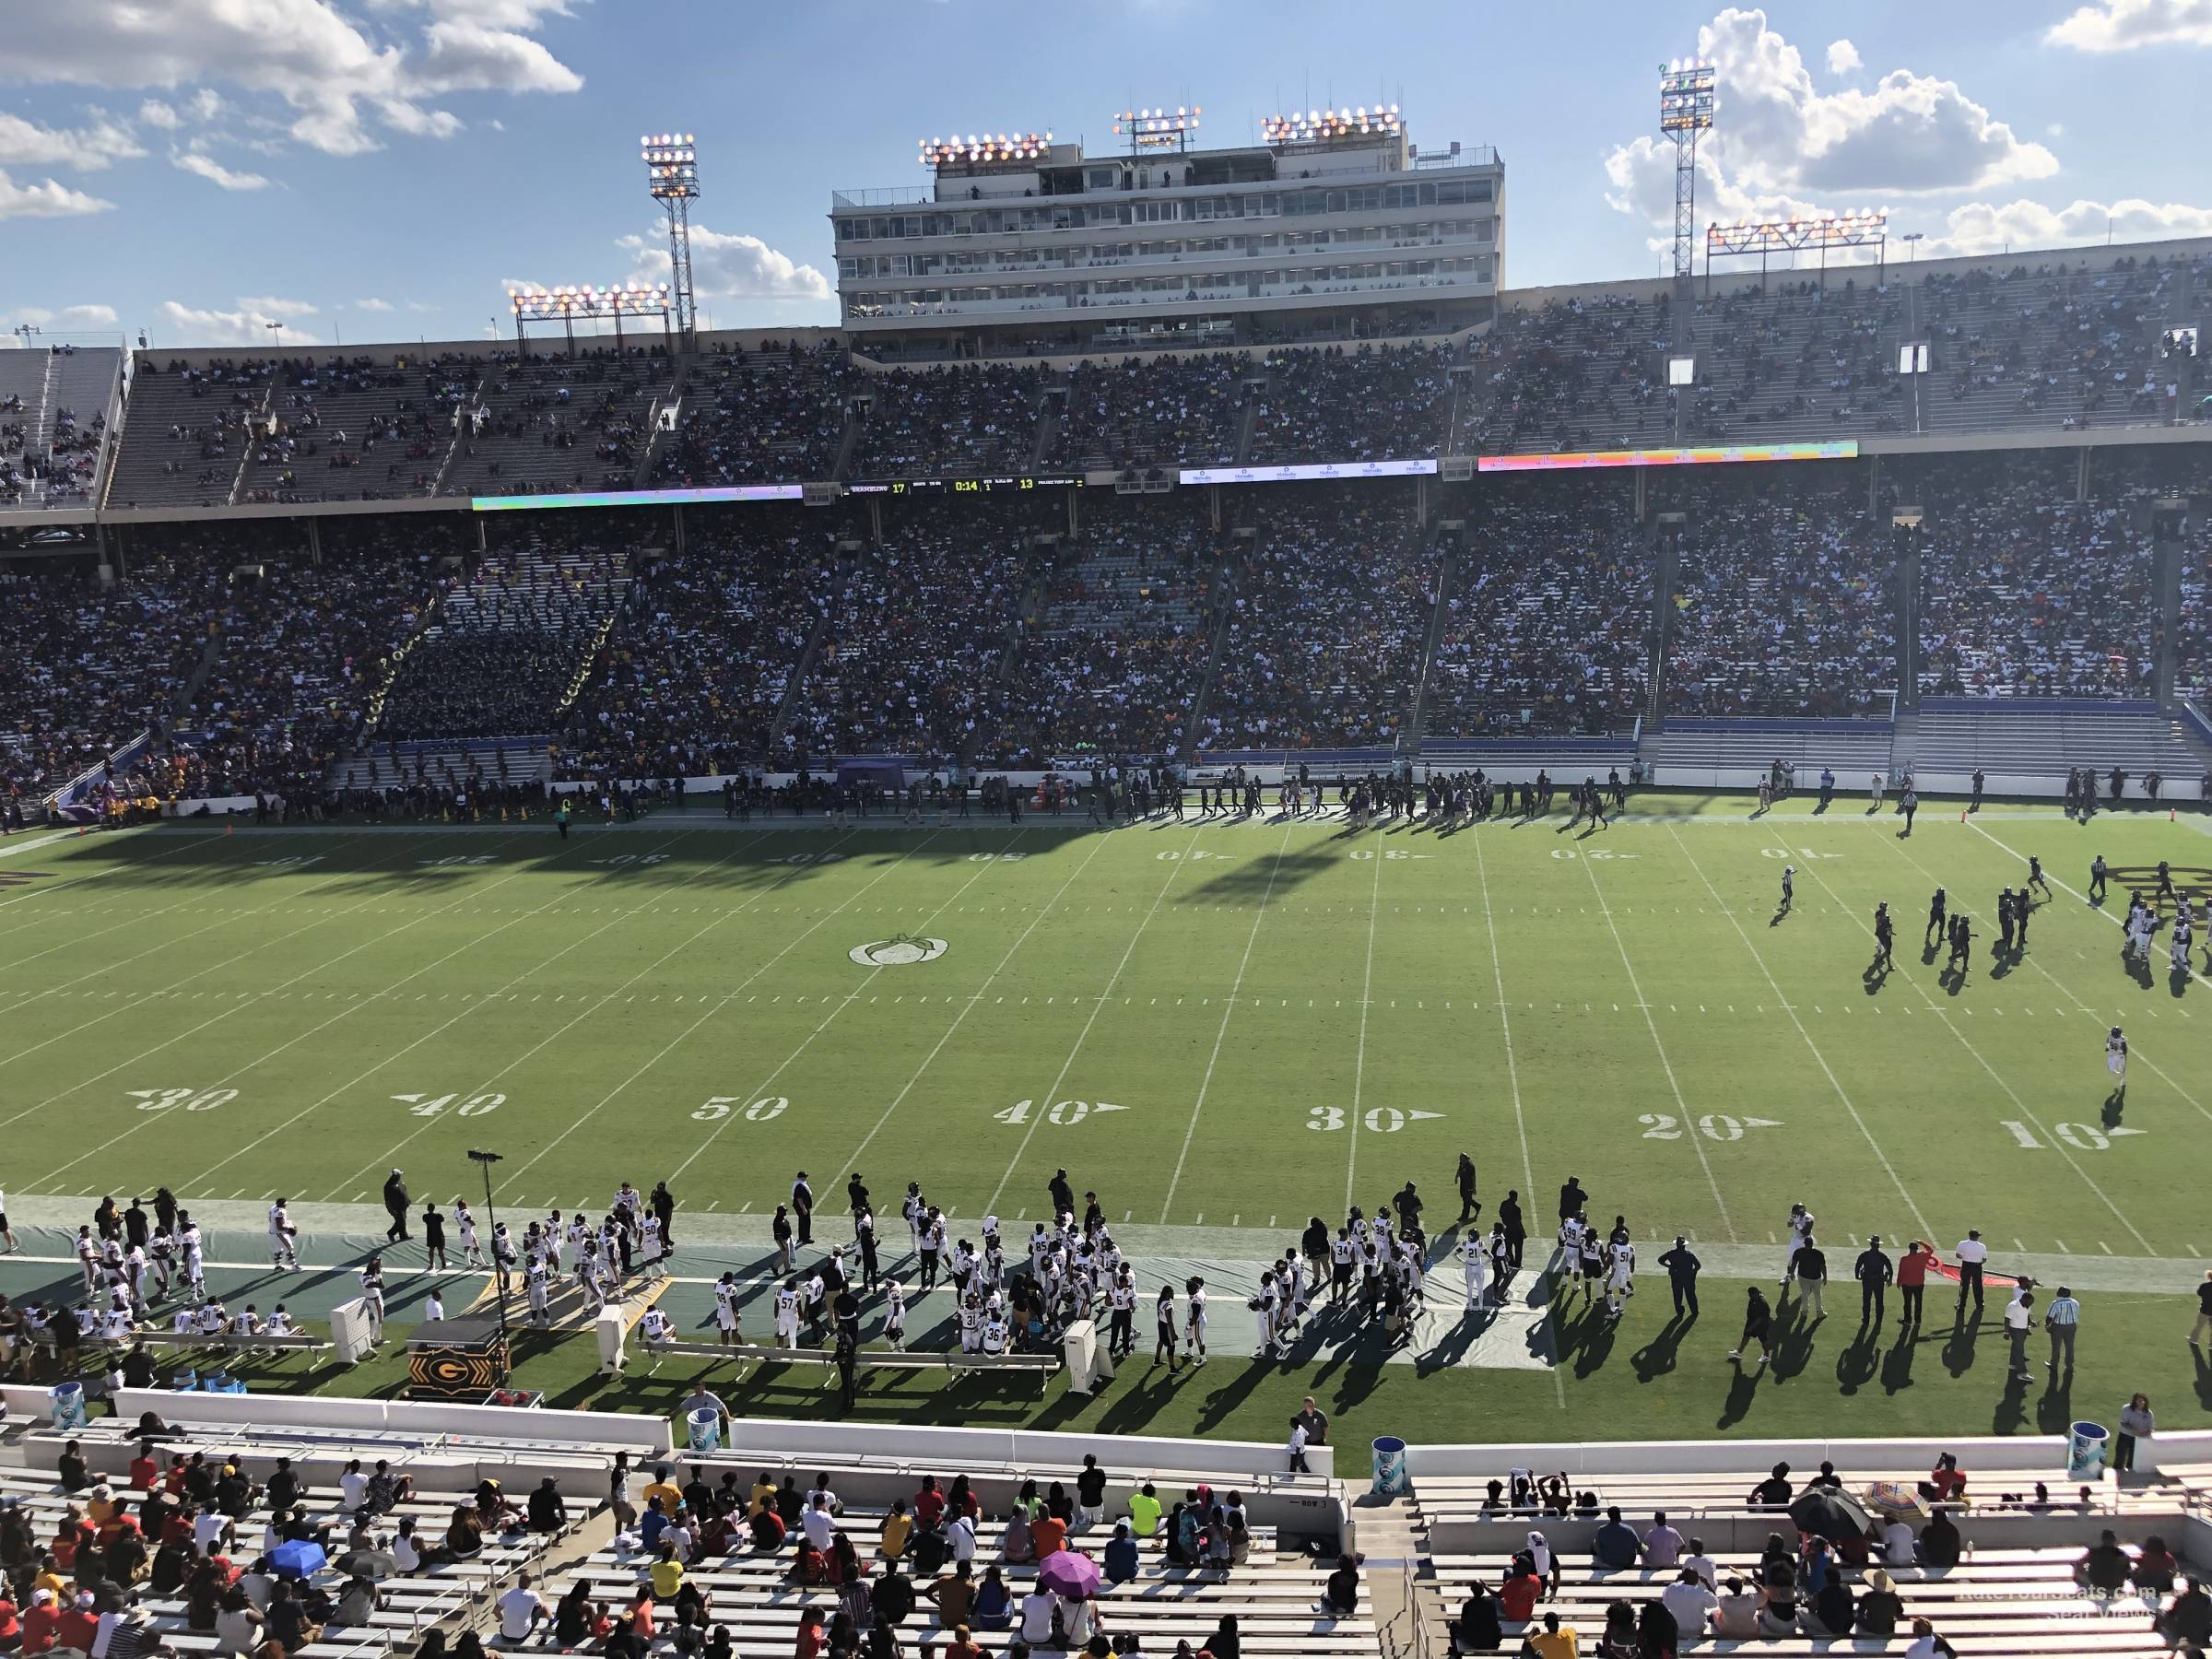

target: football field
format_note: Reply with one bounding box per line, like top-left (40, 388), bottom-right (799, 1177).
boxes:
top-left (6, 793), bottom-right (2209, 1262)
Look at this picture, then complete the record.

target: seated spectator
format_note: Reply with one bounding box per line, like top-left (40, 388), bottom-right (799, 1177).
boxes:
top-left (1452, 1581), bottom-right (1503, 1652)
top-left (1591, 1506), bottom-right (1640, 1570)
top-left (2077, 1528), bottom-right (2132, 1594)
top-left (1856, 1566), bottom-right (1904, 1636)
top-left (1324, 1554), bottom-right (1359, 1616)
top-left (1712, 1577), bottom-right (1760, 1640)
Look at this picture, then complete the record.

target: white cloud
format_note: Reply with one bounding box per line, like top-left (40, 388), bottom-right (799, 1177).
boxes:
top-left (5, 3), bottom-right (582, 159)
top-left (1604, 9), bottom-right (2057, 254)
top-left (172, 149), bottom-right (269, 190)
top-left (0, 168), bottom-right (112, 218)
top-left (2048, 0), bottom-right (2212, 51)
top-left (0, 110), bottom-right (145, 171)
top-left (406, 300), bottom-right (439, 312)
top-left (355, 298), bottom-right (395, 312)
top-left (158, 299), bottom-right (321, 347)
top-left (137, 99), bottom-right (180, 130)
top-left (2048, 122), bottom-right (2066, 137)
top-left (6, 301), bottom-right (122, 329)
top-left (1926, 195), bottom-right (2212, 255)
top-left (1826, 39), bottom-right (1862, 74)
top-left (237, 295), bottom-right (319, 318)
top-left (617, 225), bottom-right (832, 303)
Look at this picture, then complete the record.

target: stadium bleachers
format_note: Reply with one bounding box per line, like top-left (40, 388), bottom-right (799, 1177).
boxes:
top-left (448, 349), bottom-right (671, 500)
top-left (0, 346), bottom-right (121, 510)
top-left (105, 358), bottom-right (276, 510)
top-left (652, 343), bottom-right (857, 487)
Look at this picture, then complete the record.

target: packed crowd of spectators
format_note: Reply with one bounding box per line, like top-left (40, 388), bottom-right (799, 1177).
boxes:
top-left (1248, 343), bottom-right (1454, 463)
top-left (562, 510), bottom-right (848, 778)
top-left (0, 555), bottom-right (225, 806)
top-left (1916, 454), bottom-right (2157, 699)
top-left (177, 526), bottom-right (442, 798)
top-left (1662, 467), bottom-right (1897, 717)
top-left (376, 536), bottom-right (630, 740)
top-left (993, 496), bottom-right (1218, 764)
top-left (786, 502), bottom-right (1030, 766)
top-left (1049, 355), bottom-right (1246, 471)
top-left (1201, 486), bottom-right (1434, 751)
top-left (1425, 479), bottom-right (1653, 736)
top-left (653, 342), bottom-right (858, 487)
top-left (852, 364), bottom-right (1045, 477)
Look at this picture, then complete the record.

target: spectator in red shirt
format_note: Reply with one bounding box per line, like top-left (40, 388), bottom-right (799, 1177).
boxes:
top-left (50, 1596), bottom-right (96, 1655)
top-left (1898, 1241), bottom-right (1938, 1328)
top-left (128, 1444), bottom-right (159, 1492)
top-left (912, 1477), bottom-right (945, 1531)
top-left (1500, 1565), bottom-right (1544, 1623)
top-left (18, 1590), bottom-right (59, 1655)
top-left (1031, 1514), bottom-right (1067, 1559)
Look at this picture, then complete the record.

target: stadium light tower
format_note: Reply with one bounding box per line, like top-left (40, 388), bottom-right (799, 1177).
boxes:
top-left (641, 132), bottom-right (699, 350)
top-left (1658, 59), bottom-right (1716, 294)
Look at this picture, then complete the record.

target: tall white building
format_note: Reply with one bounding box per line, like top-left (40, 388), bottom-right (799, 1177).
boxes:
top-left (830, 106), bottom-right (1501, 353)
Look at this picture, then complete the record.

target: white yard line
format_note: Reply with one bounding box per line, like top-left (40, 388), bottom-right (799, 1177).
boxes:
top-left (0, 829), bottom-right (558, 1142)
top-left (1964, 818), bottom-right (2212, 1124)
top-left (1466, 822), bottom-right (1565, 1408)
top-left (0, 827), bottom-right (212, 920)
top-left (983, 827), bottom-right (1204, 1216)
top-left (1791, 833), bottom-right (2156, 1255)
top-left (1666, 825), bottom-right (1935, 1240)
top-left (1575, 844), bottom-right (1738, 1241)
top-left (218, 829), bottom-right (802, 1196)
top-left (0, 831), bottom-right (378, 980)
top-left (647, 832), bottom-right (1017, 1191)
top-left (29, 830), bottom-right (713, 1185)
top-left (0, 832), bottom-right (447, 1066)
top-left (1161, 818), bottom-right (1294, 1223)
top-left (834, 830), bottom-right (1117, 1180)
top-left (1344, 823), bottom-right (1387, 1213)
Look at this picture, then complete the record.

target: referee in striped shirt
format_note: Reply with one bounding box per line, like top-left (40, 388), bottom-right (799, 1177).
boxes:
top-left (2045, 1286), bottom-right (2080, 1373)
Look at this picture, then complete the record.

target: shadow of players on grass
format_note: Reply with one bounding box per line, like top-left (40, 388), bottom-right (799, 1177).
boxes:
top-left (1880, 1330), bottom-right (1919, 1397)
top-left (1941, 1304), bottom-right (1983, 1378)
top-left (1413, 1307), bottom-right (1500, 1376)
top-left (1629, 1311), bottom-right (1692, 1382)
top-left (1834, 1323), bottom-right (1881, 1395)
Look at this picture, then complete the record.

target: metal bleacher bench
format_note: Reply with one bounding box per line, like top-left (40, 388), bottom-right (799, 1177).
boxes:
top-left (638, 1338), bottom-right (1061, 1395)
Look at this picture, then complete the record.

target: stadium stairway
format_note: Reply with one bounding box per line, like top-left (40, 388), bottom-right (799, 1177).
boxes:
top-left (1912, 699), bottom-right (2212, 797)
top-left (1642, 718), bottom-right (1896, 792)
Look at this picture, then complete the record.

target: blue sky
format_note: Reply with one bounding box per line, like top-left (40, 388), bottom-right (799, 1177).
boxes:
top-left (5, 0), bottom-right (2211, 348)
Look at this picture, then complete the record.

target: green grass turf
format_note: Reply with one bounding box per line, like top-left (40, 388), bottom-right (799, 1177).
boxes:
top-left (7, 794), bottom-right (2212, 1442)
top-left (104, 1285), bottom-right (2212, 1450)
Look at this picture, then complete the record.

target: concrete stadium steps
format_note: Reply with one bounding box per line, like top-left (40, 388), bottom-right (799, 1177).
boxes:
top-left (0, 1465), bottom-right (522, 1659)
top-left (1912, 701), bottom-right (2212, 794)
top-left (1418, 741), bottom-right (1638, 780)
top-left (331, 738), bottom-right (554, 794)
top-left (543, 1524), bottom-right (1372, 1658)
top-left (240, 370), bottom-right (451, 505)
top-left (446, 352), bottom-right (671, 500)
top-left (1424, 1545), bottom-right (2176, 1657)
top-left (0, 347), bottom-right (122, 510)
top-left (106, 365), bottom-right (273, 510)
top-left (1642, 721), bottom-right (1895, 791)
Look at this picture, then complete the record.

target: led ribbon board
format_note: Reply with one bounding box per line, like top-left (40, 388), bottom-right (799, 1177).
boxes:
top-left (472, 485), bottom-right (806, 511)
top-left (1477, 441), bottom-right (1857, 473)
top-left (1180, 460), bottom-right (1440, 485)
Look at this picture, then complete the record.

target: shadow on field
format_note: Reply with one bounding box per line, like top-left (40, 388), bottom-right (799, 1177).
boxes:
top-left (54, 825), bottom-right (1097, 899)
top-left (1181, 844), bottom-right (1348, 901)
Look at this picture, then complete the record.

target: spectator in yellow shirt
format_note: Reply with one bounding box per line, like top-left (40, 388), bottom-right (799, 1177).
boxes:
top-left (879, 1501), bottom-right (913, 1561)
top-left (1527, 1610), bottom-right (1579, 1659)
